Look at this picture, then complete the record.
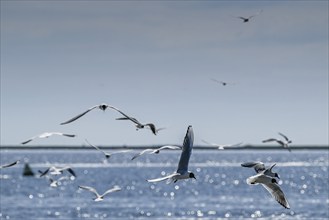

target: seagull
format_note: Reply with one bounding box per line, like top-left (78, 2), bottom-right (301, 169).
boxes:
top-left (241, 161), bottom-right (280, 179)
top-left (110, 106), bottom-right (161, 135)
top-left (201, 139), bottom-right (243, 150)
top-left (0, 160), bottom-right (20, 169)
top-left (147, 125), bottom-right (196, 183)
top-left (85, 139), bottom-right (132, 159)
top-left (235, 10), bottom-right (263, 23)
top-left (210, 78), bottom-right (236, 86)
top-left (21, 132), bottom-right (76, 145)
top-left (79, 185), bottom-right (121, 202)
top-left (262, 132), bottom-right (292, 152)
top-left (39, 166), bottom-right (76, 177)
top-left (246, 173), bottom-right (290, 209)
top-left (60, 103), bottom-right (113, 125)
top-left (131, 145), bottom-right (181, 160)
top-left (38, 171), bottom-right (69, 187)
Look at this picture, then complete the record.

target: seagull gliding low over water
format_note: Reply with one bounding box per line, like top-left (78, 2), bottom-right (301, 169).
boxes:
top-left (79, 185), bottom-right (121, 202)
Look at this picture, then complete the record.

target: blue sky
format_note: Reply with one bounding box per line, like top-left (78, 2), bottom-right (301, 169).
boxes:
top-left (1, 1), bottom-right (328, 147)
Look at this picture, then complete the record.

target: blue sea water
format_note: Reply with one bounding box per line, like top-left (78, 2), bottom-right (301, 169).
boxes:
top-left (0, 149), bottom-right (328, 220)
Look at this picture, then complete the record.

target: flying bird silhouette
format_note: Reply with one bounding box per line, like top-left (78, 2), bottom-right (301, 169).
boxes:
top-left (110, 106), bottom-right (162, 135)
top-left (235, 10), bottom-right (263, 23)
top-left (131, 145), bottom-right (181, 160)
top-left (60, 103), bottom-right (113, 125)
top-left (262, 132), bottom-right (292, 152)
top-left (85, 139), bottom-right (132, 159)
top-left (246, 173), bottom-right (290, 209)
top-left (79, 185), bottom-right (121, 202)
top-left (21, 132), bottom-right (76, 145)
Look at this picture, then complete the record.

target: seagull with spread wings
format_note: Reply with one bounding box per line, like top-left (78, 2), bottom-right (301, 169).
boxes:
top-left (131, 145), bottom-right (181, 160)
top-left (246, 173), bottom-right (290, 209)
top-left (235, 10), bottom-right (263, 23)
top-left (147, 125), bottom-right (196, 183)
top-left (79, 185), bottom-right (121, 202)
top-left (39, 166), bottom-right (76, 177)
top-left (21, 132), bottom-right (76, 145)
top-left (85, 139), bottom-right (132, 159)
top-left (60, 103), bottom-right (113, 125)
top-left (201, 139), bottom-right (243, 150)
top-left (262, 132), bottom-right (292, 152)
top-left (110, 106), bottom-right (162, 135)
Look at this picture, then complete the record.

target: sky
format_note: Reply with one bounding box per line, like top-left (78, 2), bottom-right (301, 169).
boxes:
top-left (1, 1), bottom-right (328, 147)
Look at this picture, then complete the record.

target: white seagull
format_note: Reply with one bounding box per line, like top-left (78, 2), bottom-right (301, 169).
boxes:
top-left (246, 173), bottom-right (290, 209)
top-left (21, 132), bottom-right (76, 145)
top-left (131, 145), bottom-right (181, 160)
top-left (85, 139), bottom-right (132, 159)
top-left (110, 106), bottom-right (162, 135)
top-left (235, 10), bottom-right (263, 23)
top-left (60, 103), bottom-right (113, 125)
top-left (79, 185), bottom-right (121, 202)
top-left (0, 160), bottom-right (20, 169)
top-left (201, 139), bottom-right (243, 150)
top-left (39, 166), bottom-right (76, 177)
top-left (262, 132), bottom-right (292, 152)
top-left (241, 161), bottom-right (280, 179)
top-left (147, 125), bottom-right (196, 183)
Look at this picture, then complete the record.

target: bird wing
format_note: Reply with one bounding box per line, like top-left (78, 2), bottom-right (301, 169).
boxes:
top-left (0, 160), bottom-right (20, 169)
top-left (177, 126), bottom-right (194, 174)
top-left (21, 138), bottom-right (34, 145)
top-left (145, 124), bottom-right (157, 135)
top-left (60, 105), bottom-right (98, 125)
top-left (157, 145), bottom-right (181, 151)
top-left (66, 168), bottom-right (76, 177)
top-left (241, 161), bottom-right (265, 173)
top-left (262, 182), bottom-right (290, 209)
top-left (110, 106), bottom-right (142, 125)
top-left (101, 187), bottom-right (121, 197)
top-left (262, 138), bottom-right (278, 143)
top-left (116, 116), bottom-right (141, 125)
top-left (61, 133), bottom-right (76, 138)
top-left (147, 173), bottom-right (180, 183)
top-left (85, 139), bottom-right (109, 156)
top-left (131, 149), bottom-right (153, 160)
top-left (278, 132), bottom-right (290, 142)
top-left (39, 167), bottom-right (51, 177)
top-left (79, 185), bottom-right (100, 197)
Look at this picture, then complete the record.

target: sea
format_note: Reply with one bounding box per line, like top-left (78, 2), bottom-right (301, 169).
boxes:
top-left (0, 148), bottom-right (328, 220)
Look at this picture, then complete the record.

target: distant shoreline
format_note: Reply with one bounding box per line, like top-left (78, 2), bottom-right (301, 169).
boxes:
top-left (0, 145), bottom-right (328, 150)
